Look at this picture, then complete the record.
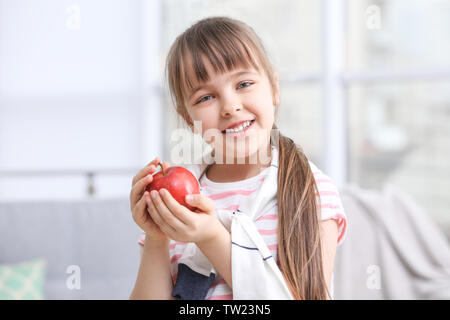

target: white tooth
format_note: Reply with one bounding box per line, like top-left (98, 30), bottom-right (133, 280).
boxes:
top-left (225, 121), bottom-right (251, 133)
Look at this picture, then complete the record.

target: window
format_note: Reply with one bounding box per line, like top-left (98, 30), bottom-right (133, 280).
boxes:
top-left (346, 0), bottom-right (450, 234)
top-left (1, 0), bottom-right (448, 239)
top-left (349, 81), bottom-right (450, 228)
top-left (0, 0), bottom-right (146, 200)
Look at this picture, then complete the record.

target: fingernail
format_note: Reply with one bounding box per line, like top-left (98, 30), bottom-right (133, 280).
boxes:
top-left (186, 195), bottom-right (193, 202)
top-left (151, 191), bottom-right (158, 199)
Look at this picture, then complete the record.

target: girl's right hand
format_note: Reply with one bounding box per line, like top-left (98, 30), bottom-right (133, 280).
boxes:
top-left (130, 157), bottom-right (171, 242)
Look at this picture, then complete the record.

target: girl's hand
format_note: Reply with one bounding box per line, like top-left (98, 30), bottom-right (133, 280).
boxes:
top-left (147, 188), bottom-right (220, 245)
top-left (129, 157), bottom-right (171, 242)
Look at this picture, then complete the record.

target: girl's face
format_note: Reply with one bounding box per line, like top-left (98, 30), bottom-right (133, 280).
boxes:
top-left (183, 56), bottom-right (279, 164)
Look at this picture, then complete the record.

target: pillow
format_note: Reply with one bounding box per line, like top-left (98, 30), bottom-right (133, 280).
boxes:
top-left (0, 259), bottom-right (46, 300)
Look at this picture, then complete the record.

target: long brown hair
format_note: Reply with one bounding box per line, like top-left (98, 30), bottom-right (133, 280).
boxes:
top-left (165, 16), bottom-right (329, 300)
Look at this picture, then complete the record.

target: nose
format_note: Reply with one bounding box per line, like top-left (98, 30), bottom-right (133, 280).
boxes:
top-left (219, 87), bottom-right (243, 117)
top-left (220, 103), bottom-right (242, 117)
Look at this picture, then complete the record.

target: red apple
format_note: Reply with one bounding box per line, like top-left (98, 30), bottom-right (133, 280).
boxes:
top-left (146, 163), bottom-right (200, 212)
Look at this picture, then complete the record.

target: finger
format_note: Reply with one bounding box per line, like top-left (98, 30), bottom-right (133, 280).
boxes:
top-left (158, 189), bottom-right (193, 226)
top-left (150, 190), bottom-right (186, 230)
top-left (147, 193), bottom-right (177, 235)
top-left (132, 192), bottom-right (149, 224)
top-left (185, 193), bottom-right (215, 214)
top-left (146, 157), bottom-right (161, 167)
top-left (131, 160), bottom-right (171, 206)
top-left (131, 157), bottom-right (161, 186)
top-left (130, 171), bottom-right (155, 210)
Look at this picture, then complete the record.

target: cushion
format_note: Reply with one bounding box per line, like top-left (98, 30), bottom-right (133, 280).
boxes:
top-left (0, 258), bottom-right (46, 300)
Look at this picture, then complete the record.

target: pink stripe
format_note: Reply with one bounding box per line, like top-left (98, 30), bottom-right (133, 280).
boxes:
top-left (316, 191), bottom-right (339, 197)
top-left (322, 213), bottom-right (345, 222)
top-left (315, 178), bottom-right (333, 184)
top-left (323, 213), bottom-right (347, 244)
top-left (209, 189), bottom-right (256, 200)
top-left (210, 279), bottom-right (227, 288)
top-left (222, 204), bottom-right (240, 211)
top-left (267, 244), bottom-right (278, 251)
top-left (256, 214), bottom-right (278, 221)
top-left (320, 203), bottom-right (341, 210)
top-left (258, 228), bottom-right (277, 235)
top-left (171, 254), bottom-right (182, 264)
top-left (338, 218), bottom-right (347, 244)
top-left (200, 183), bottom-right (208, 187)
top-left (169, 241), bottom-right (187, 250)
top-left (208, 294), bottom-right (233, 300)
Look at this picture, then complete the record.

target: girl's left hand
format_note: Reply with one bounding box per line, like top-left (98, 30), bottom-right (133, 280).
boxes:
top-left (146, 188), bottom-right (221, 245)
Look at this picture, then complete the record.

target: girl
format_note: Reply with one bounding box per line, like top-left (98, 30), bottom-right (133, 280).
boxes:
top-left (129, 16), bottom-right (347, 300)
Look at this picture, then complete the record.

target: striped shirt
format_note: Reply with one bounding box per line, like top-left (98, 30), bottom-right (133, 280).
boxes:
top-left (138, 160), bottom-right (347, 300)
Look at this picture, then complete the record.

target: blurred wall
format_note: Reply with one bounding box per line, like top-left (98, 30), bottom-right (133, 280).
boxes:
top-left (0, 0), bottom-right (449, 238)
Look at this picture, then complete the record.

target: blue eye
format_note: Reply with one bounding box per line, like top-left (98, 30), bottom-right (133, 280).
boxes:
top-left (197, 95), bottom-right (212, 104)
top-left (238, 81), bottom-right (252, 89)
top-left (195, 82), bottom-right (253, 105)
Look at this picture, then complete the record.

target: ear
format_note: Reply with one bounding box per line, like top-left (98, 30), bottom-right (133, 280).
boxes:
top-left (272, 72), bottom-right (280, 106)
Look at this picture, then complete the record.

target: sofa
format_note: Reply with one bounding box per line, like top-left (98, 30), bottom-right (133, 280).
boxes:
top-left (1, 183), bottom-right (449, 299)
top-left (0, 198), bottom-right (141, 299)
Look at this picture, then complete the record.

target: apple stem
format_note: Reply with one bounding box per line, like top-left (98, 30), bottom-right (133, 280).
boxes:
top-left (159, 163), bottom-right (165, 176)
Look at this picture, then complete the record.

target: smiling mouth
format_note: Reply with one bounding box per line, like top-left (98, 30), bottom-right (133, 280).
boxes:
top-left (222, 119), bottom-right (255, 134)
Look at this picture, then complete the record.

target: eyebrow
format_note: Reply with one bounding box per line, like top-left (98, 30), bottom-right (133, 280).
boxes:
top-left (188, 70), bottom-right (258, 101)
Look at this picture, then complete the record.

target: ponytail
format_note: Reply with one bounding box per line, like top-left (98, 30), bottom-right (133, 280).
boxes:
top-left (273, 125), bottom-right (329, 299)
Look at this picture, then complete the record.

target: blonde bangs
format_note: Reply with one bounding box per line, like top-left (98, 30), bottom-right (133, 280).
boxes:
top-left (167, 17), bottom-right (271, 108)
